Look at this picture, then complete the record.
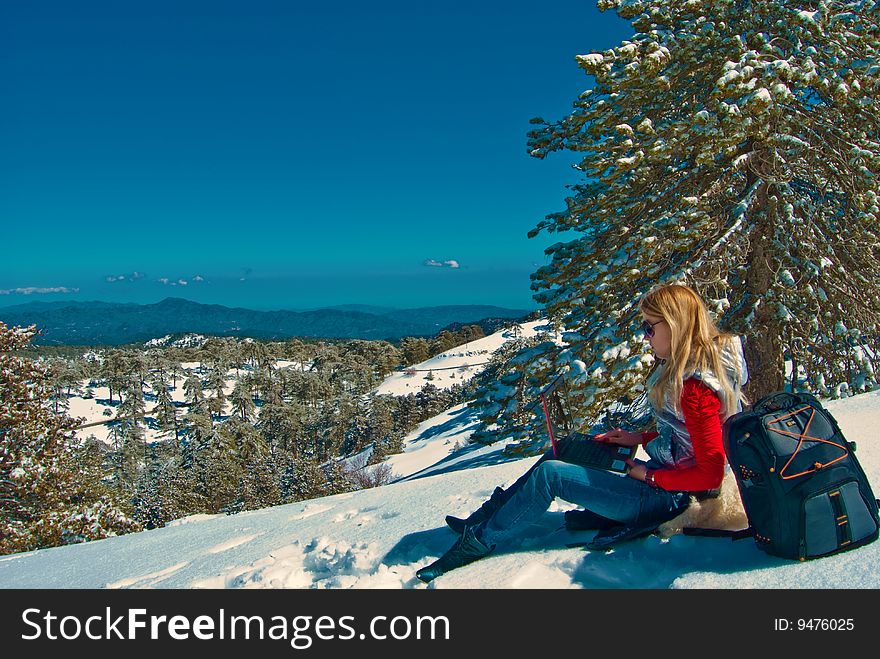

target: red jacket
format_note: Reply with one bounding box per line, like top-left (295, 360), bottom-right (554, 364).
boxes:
top-left (639, 377), bottom-right (726, 491)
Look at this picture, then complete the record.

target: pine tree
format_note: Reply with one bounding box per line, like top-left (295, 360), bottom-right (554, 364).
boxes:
top-left (230, 376), bottom-right (256, 422)
top-left (132, 445), bottom-right (165, 529)
top-left (0, 323), bottom-right (138, 555)
top-left (190, 423), bottom-right (242, 514)
top-left (231, 420), bottom-right (281, 511)
top-left (431, 330), bottom-right (457, 356)
top-left (117, 373), bottom-right (147, 478)
top-left (183, 372), bottom-right (205, 412)
top-left (342, 394), bottom-right (371, 455)
top-left (168, 360), bottom-right (185, 391)
top-left (282, 456), bottom-right (331, 502)
top-left (522, 0), bottom-right (880, 417)
top-left (460, 324), bottom-right (485, 346)
top-left (101, 349), bottom-right (129, 405)
top-left (206, 361), bottom-right (228, 419)
top-left (366, 394), bottom-right (398, 457)
top-left (466, 334), bottom-right (551, 445)
top-left (400, 337), bottom-right (430, 365)
top-left (393, 394), bottom-right (422, 435)
top-left (151, 372), bottom-right (180, 442)
top-left (258, 400), bottom-right (307, 454)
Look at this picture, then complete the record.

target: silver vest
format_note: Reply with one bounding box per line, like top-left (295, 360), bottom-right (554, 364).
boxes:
top-left (644, 336), bottom-right (749, 469)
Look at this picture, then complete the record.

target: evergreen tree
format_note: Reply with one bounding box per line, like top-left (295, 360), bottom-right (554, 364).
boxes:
top-left (101, 349), bottom-right (129, 405)
top-left (282, 456), bottom-right (331, 502)
top-left (132, 445), bottom-right (165, 529)
top-left (310, 343), bottom-right (341, 377)
top-left (230, 376), bottom-right (256, 422)
top-left (258, 400), bottom-right (307, 454)
top-left (431, 330), bottom-right (457, 356)
top-left (206, 362), bottom-right (228, 419)
top-left (190, 423), bottom-right (242, 514)
top-left (366, 394), bottom-right (399, 458)
top-left (168, 360), bottom-right (186, 391)
top-left (393, 393), bottom-right (422, 435)
top-left (466, 334), bottom-right (552, 446)
top-left (117, 373), bottom-right (147, 469)
top-left (415, 382), bottom-right (451, 420)
top-left (342, 394), bottom-right (371, 455)
top-left (230, 419), bottom-right (281, 511)
top-left (522, 0), bottom-right (880, 416)
top-left (183, 372), bottom-right (205, 412)
top-left (460, 324), bottom-right (485, 346)
top-left (400, 337), bottom-right (430, 365)
top-left (57, 359), bottom-right (85, 398)
top-left (285, 338), bottom-right (308, 371)
top-left (151, 372), bottom-right (180, 442)
top-left (0, 323), bottom-right (137, 555)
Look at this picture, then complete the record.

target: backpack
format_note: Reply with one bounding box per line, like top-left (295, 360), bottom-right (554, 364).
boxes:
top-left (685, 391), bottom-right (880, 560)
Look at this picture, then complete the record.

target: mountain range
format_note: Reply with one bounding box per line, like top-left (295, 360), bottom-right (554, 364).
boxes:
top-left (0, 297), bottom-right (533, 345)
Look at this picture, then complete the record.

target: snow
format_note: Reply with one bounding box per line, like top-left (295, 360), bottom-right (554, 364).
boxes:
top-left (576, 53), bottom-right (605, 68)
top-left (373, 320), bottom-right (548, 396)
top-left (2, 381), bottom-right (879, 589)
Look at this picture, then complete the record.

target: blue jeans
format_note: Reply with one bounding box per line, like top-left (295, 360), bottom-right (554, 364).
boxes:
top-left (480, 450), bottom-right (688, 547)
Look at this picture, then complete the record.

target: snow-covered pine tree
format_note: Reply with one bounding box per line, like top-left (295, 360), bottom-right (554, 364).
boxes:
top-left (101, 349), bottom-right (129, 405)
top-left (524, 0), bottom-right (880, 416)
top-left (466, 333), bottom-right (557, 446)
top-left (258, 399), bottom-right (307, 454)
top-left (151, 372), bottom-right (180, 442)
top-left (0, 323), bottom-right (138, 555)
top-left (365, 394), bottom-right (398, 458)
top-left (400, 337), bottom-right (430, 365)
top-left (116, 372), bottom-right (148, 488)
top-left (205, 361), bottom-right (228, 419)
top-left (182, 372), bottom-right (205, 412)
top-left (230, 376), bottom-right (256, 422)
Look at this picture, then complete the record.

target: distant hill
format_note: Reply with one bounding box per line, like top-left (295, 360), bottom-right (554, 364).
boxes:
top-left (322, 303), bottom-right (398, 314)
top-left (0, 297), bottom-right (531, 345)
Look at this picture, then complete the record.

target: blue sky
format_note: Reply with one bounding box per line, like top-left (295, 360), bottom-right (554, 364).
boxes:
top-left (1, 0), bottom-right (631, 310)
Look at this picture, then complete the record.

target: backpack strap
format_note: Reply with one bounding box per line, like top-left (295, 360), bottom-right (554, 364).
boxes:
top-left (682, 526), bottom-right (755, 541)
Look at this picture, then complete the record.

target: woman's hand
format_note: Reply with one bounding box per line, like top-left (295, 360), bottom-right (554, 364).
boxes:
top-left (624, 458), bottom-right (647, 482)
top-left (594, 428), bottom-right (642, 447)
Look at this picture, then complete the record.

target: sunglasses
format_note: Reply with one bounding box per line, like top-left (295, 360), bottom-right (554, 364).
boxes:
top-left (641, 318), bottom-right (664, 338)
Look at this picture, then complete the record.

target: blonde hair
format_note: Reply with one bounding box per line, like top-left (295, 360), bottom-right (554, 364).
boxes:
top-left (640, 284), bottom-right (744, 418)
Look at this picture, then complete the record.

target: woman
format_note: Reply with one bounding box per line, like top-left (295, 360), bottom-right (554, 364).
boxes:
top-left (416, 283), bottom-right (748, 584)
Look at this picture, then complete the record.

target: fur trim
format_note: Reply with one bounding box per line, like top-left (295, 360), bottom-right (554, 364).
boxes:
top-left (656, 469), bottom-right (748, 538)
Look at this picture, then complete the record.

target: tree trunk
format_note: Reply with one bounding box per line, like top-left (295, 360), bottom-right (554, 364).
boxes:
top-left (742, 316), bottom-right (784, 403)
top-left (740, 182), bottom-right (785, 403)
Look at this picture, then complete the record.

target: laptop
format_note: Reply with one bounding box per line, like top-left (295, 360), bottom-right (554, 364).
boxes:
top-left (526, 373), bottom-right (636, 474)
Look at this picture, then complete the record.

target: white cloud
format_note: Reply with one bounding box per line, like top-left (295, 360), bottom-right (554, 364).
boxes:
top-left (424, 259), bottom-right (461, 269)
top-left (157, 276), bottom-right (201, 286)
top-left (0, 286), bottom-right (80, 295)
top-left (105, 272), bottom-right (145, 283)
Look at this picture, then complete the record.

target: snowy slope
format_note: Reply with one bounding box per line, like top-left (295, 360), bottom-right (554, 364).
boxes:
top-left (1, 386), bottom-right (879, 589)
top-left (373, 320), bottom-right (550, 395)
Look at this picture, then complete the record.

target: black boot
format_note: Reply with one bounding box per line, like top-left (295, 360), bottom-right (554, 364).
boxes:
top-left (586, 494), bottom-right (691, 551)
top-left (416, 525), bottom-right (494, 584)
top-left (445, 487), bottom-right (506, 534)
top-left (563, 508), bottom-right (617, 532)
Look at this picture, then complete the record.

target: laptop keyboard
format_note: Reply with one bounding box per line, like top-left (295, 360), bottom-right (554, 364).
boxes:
top-left (555, 433), bottom-right (634, 473)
